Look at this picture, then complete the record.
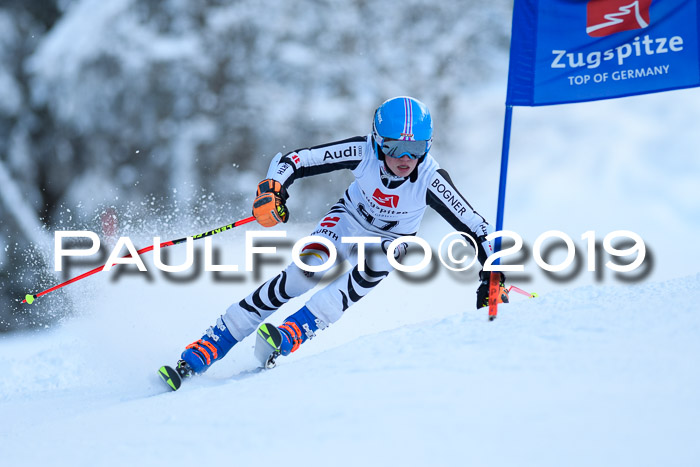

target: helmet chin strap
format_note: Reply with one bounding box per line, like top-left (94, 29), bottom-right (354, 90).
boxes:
top-left (381, 161), bottom-right (420, 186)
top-left (382, 160), bottom-right (405, 179)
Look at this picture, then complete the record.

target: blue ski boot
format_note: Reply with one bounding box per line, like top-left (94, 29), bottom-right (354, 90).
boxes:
top-left (278, 306), bottom-right (320, 356)
top-left (180, 316), bottom-right (238, 374)
top-left (254, 306), bottom-right (325, 369)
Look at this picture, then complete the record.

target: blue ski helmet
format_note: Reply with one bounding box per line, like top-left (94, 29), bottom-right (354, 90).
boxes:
top-left (372, 96), bottom-right (433, 160)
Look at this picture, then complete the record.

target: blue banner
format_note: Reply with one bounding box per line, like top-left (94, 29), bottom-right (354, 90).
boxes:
top-left (506, 0), bottom-right (700, 106)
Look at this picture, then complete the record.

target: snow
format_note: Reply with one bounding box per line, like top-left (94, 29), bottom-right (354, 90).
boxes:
top-left (2, 0), bottom-right (700, 463)
top-left (1, 223), bottom-right (699, 465)
top-left (0, 160), bottom-right (53, 255)
top-left (0, 11), bottom-right (21, 116)
top-left (0, 70), bottom-right (21, 117)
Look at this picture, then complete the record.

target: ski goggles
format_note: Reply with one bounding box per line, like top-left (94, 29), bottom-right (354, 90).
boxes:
top-left (381, 139), bottom-right (430, 159)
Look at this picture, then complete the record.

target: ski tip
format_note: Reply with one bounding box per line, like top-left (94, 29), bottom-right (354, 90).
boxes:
top-left (158, 365), bottom-right (182, 391)
top-left (257, 323), bottom-right (282, 349)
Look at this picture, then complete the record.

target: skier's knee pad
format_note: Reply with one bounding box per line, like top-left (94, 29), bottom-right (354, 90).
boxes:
top-left (297, 241), bottom-right (334, 277)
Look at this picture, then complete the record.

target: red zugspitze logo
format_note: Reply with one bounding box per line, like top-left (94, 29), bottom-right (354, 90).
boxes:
top-left (372, 189), bottom-right (399, 208)
top-left (587, 0), bottom-right (651, 37)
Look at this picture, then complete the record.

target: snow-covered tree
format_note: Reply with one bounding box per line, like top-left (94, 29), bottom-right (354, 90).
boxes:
top-left (0, 0), bottom-right (511, 330)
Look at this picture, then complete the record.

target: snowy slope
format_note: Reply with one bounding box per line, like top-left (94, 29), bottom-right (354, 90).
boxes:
top-left (1, 227), bottom-right (698, 467)
top-left (3, 1), bottom-right (700, 464)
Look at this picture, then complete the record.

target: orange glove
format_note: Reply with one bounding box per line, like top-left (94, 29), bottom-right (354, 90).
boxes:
top-left (252, 179), bottom-right (289, 227)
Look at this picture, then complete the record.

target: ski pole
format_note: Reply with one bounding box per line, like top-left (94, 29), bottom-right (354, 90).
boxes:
top-left (489, 281), bottom-right (538, 321)
top-left (507, 285), bottom-right (538, 298)
top-left (488, 272), bottom-right (500, 321)
top-left (22, 216), bottom-right (257, 304)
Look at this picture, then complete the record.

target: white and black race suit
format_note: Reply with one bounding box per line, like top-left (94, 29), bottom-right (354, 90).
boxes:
top-left (222, 134), bottom-right (494, 340)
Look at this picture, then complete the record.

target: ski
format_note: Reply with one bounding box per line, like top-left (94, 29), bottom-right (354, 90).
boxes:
top-left (254, 323), bottom-right (283, 369)
top-left (157, 365), bottom-right (183, 391)
top-left (158, 323), bottom-right (283, 392)
top-left (157, 360), bottom-right (195, 391)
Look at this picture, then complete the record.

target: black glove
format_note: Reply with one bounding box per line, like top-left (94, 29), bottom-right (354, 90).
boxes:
top-left (476, 270), bottom-right (508, 309)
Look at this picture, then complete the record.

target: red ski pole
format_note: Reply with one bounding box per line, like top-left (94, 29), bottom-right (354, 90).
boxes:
top-left (22, 216), bottom-right (256, 304)
top-left (507, 285), bottom-right (538, 298)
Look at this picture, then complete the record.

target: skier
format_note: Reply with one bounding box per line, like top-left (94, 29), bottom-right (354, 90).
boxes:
top-left (177, 96), bottom-right (507, 376)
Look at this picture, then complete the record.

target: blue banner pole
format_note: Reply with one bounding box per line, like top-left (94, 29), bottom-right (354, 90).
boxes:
top-left (494, 104), bottom-right (514, 264)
